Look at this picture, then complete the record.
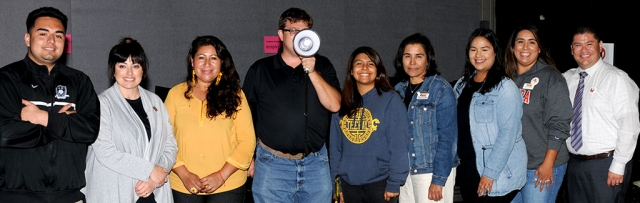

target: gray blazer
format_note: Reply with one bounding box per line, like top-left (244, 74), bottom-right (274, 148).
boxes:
top-left (84, 84), bottom-right (177, 202)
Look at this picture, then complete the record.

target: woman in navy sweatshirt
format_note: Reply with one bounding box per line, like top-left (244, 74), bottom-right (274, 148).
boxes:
top-left (330, 46), bottom-right (410, 203)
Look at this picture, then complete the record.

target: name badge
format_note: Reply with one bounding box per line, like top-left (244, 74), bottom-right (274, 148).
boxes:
top-left (416, 92), bottom-right (429, 100)
top-left (523, 83), bottom-right (534, 90)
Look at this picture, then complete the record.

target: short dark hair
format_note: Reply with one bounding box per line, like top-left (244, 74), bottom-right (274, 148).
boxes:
top-left (107, 37), bottom-right (148, 83)
top-left (278, 7), bottom-right (313, 30)
top-left (393, 33), bottom-right (440, 81)
top-left (573, 25), bottom-right (601, 42)
top-left (26, 7), bottom-right (68, 32)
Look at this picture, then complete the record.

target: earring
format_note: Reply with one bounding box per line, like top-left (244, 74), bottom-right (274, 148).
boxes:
top-left (215, 72), bottom-right (223, 86)
top-left (191, 70), bottom-right (196, 86)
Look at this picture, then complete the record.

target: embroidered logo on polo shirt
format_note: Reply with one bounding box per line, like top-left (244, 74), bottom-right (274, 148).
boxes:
top-left (339, 108), bottom-right (379, 144)
top-left (55, 85), bottom-right (70, 99)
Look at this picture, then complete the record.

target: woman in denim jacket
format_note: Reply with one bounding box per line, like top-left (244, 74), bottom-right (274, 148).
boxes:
top-left (453, 28), bottom-right (526, 203)
top-left (393, 33), bottom-right (459, 203)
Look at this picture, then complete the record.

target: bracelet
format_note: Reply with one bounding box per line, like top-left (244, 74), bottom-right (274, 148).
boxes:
top-left (218, 171), bottom-right (225, 183)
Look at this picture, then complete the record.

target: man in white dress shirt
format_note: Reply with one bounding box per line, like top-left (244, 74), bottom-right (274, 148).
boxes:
top-left (563, 26), bottom-right (640, 203)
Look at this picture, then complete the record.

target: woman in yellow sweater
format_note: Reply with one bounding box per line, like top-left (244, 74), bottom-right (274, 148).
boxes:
top-left (164, 35), bottom-right (256, 202)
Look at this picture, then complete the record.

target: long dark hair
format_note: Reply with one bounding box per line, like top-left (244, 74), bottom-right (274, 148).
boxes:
top-left (393, 33), bottom-right (439, 81)
top-left (339, 46), bottom-right (394, 117)
top-left (504, 24), bottom-right (559, 79)
top-left (462, 28), bottom-right (507, 94)
top-left (184, 36), bottom-right (241, 119)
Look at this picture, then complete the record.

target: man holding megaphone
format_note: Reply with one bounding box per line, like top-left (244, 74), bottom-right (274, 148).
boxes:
top-left (243, 7), bottom-right (341, 203)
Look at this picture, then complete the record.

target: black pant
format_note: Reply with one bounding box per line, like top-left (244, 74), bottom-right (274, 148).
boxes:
top-left (136, 193), bottom-right (156, 203)
top-left (172, 184), bottom-right (245, 203)
top-left (0, 189), bottom-right (85, 203)
top-left (340, 178), bottom-right (397, 203)
top-left (459, 185), bottom-right (518, 203)
top-left (567, 155), bottom-right (632, 203)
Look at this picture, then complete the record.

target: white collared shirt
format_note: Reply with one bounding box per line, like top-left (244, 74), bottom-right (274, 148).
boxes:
top-left (563, 59), bottom-right (640, 175)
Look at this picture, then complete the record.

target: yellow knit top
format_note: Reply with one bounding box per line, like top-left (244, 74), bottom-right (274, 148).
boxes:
top-left (165, 82), bottom-right (256, 194)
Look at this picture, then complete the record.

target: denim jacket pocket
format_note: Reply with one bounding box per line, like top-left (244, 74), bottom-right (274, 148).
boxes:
top-left (414, 101), bottom-right (435, 127)
top-left (473, 100), bottom-right (494, 123)
top-left (501, 165), bottom-right (513, 178)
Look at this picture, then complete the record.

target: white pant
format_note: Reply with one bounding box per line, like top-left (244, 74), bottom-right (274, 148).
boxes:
top-left (399, 167), bottom-right (456, 203)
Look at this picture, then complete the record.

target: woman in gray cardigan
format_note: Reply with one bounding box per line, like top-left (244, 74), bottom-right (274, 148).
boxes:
top-left (83, 38), bottom-right (178, 203)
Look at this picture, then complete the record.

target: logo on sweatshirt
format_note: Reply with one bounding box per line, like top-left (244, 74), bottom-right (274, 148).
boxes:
top-left (339, 108), bottom-right (379, 144)
top-left (520, 89), bottom-right (531, 104)
top-left (55, 85), bottom-right (70, 99)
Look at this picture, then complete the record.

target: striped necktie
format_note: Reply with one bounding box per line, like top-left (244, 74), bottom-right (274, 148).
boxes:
top-left (571, 72), bottom-right (588, 151)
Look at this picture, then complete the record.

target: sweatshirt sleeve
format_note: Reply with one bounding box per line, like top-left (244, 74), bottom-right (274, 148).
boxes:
top-left (0, 72), bottom-right (56, 148)
top-left (0, 71), bottom-right (99, 148)
top-left (544, 73), bottom-right (572, 151)
top-left (329, 112), bottom-right (343, 194)
top-left (47, 74), bottom-right (100, 144)
top-left (385, 93), bottom-right (410, 193)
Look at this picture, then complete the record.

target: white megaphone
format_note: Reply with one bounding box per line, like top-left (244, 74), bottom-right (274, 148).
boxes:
top-left (293, 30), bottom-right (320, 73)
top-left (293, 29), bottom-right (320, 57)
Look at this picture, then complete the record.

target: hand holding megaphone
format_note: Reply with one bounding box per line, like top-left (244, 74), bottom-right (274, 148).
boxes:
top-left (293, 29), bottom-right (320, 73)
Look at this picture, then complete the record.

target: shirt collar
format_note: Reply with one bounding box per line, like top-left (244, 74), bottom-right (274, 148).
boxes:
top-left (23, 55), bottom-right (59, 75)
top-left (580, 58), bottom-right (603, 76)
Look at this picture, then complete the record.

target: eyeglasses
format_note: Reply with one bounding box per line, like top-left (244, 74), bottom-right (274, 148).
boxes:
top-left (282, 28), bottom-right (305, 36)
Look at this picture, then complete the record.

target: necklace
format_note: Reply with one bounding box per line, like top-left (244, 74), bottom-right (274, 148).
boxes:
top-left (409, 82), bottom-right (422, 94)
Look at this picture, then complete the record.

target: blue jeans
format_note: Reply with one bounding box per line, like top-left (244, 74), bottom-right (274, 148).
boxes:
top-left (511, 163), bottom-right (567, 203)
top-left (252, 143), bottom-right (331, 203)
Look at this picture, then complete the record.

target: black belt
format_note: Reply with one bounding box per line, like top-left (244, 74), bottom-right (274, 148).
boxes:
top-left (573, 150), bottom-right (614, 161)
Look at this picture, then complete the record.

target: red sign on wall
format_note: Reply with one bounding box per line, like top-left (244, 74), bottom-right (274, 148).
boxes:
top-left (264, 36), bottom-right (281, 54)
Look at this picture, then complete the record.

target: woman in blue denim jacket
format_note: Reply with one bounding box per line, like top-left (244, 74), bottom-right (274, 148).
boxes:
top-left (453, 28), bottom-right (526, 203)
top-left (393, 33), bottom-right (459, 203)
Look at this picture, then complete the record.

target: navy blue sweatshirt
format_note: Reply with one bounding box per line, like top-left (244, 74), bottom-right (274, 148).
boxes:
top-left (329, 89), bottom-right (410, 193)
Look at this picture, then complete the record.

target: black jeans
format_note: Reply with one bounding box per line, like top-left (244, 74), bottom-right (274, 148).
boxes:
top-left (136, 193), bottom-right (156, 203)
top-left (459, 185), bottom-right (518, 203)
top-left (172, 184), bottom-right (245, 203)
top-left (341, 178), bottom-right (397, 203)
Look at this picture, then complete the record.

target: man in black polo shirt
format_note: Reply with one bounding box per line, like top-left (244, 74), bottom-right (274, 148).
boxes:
top-left (243, 7), bottom-right (341, 203)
